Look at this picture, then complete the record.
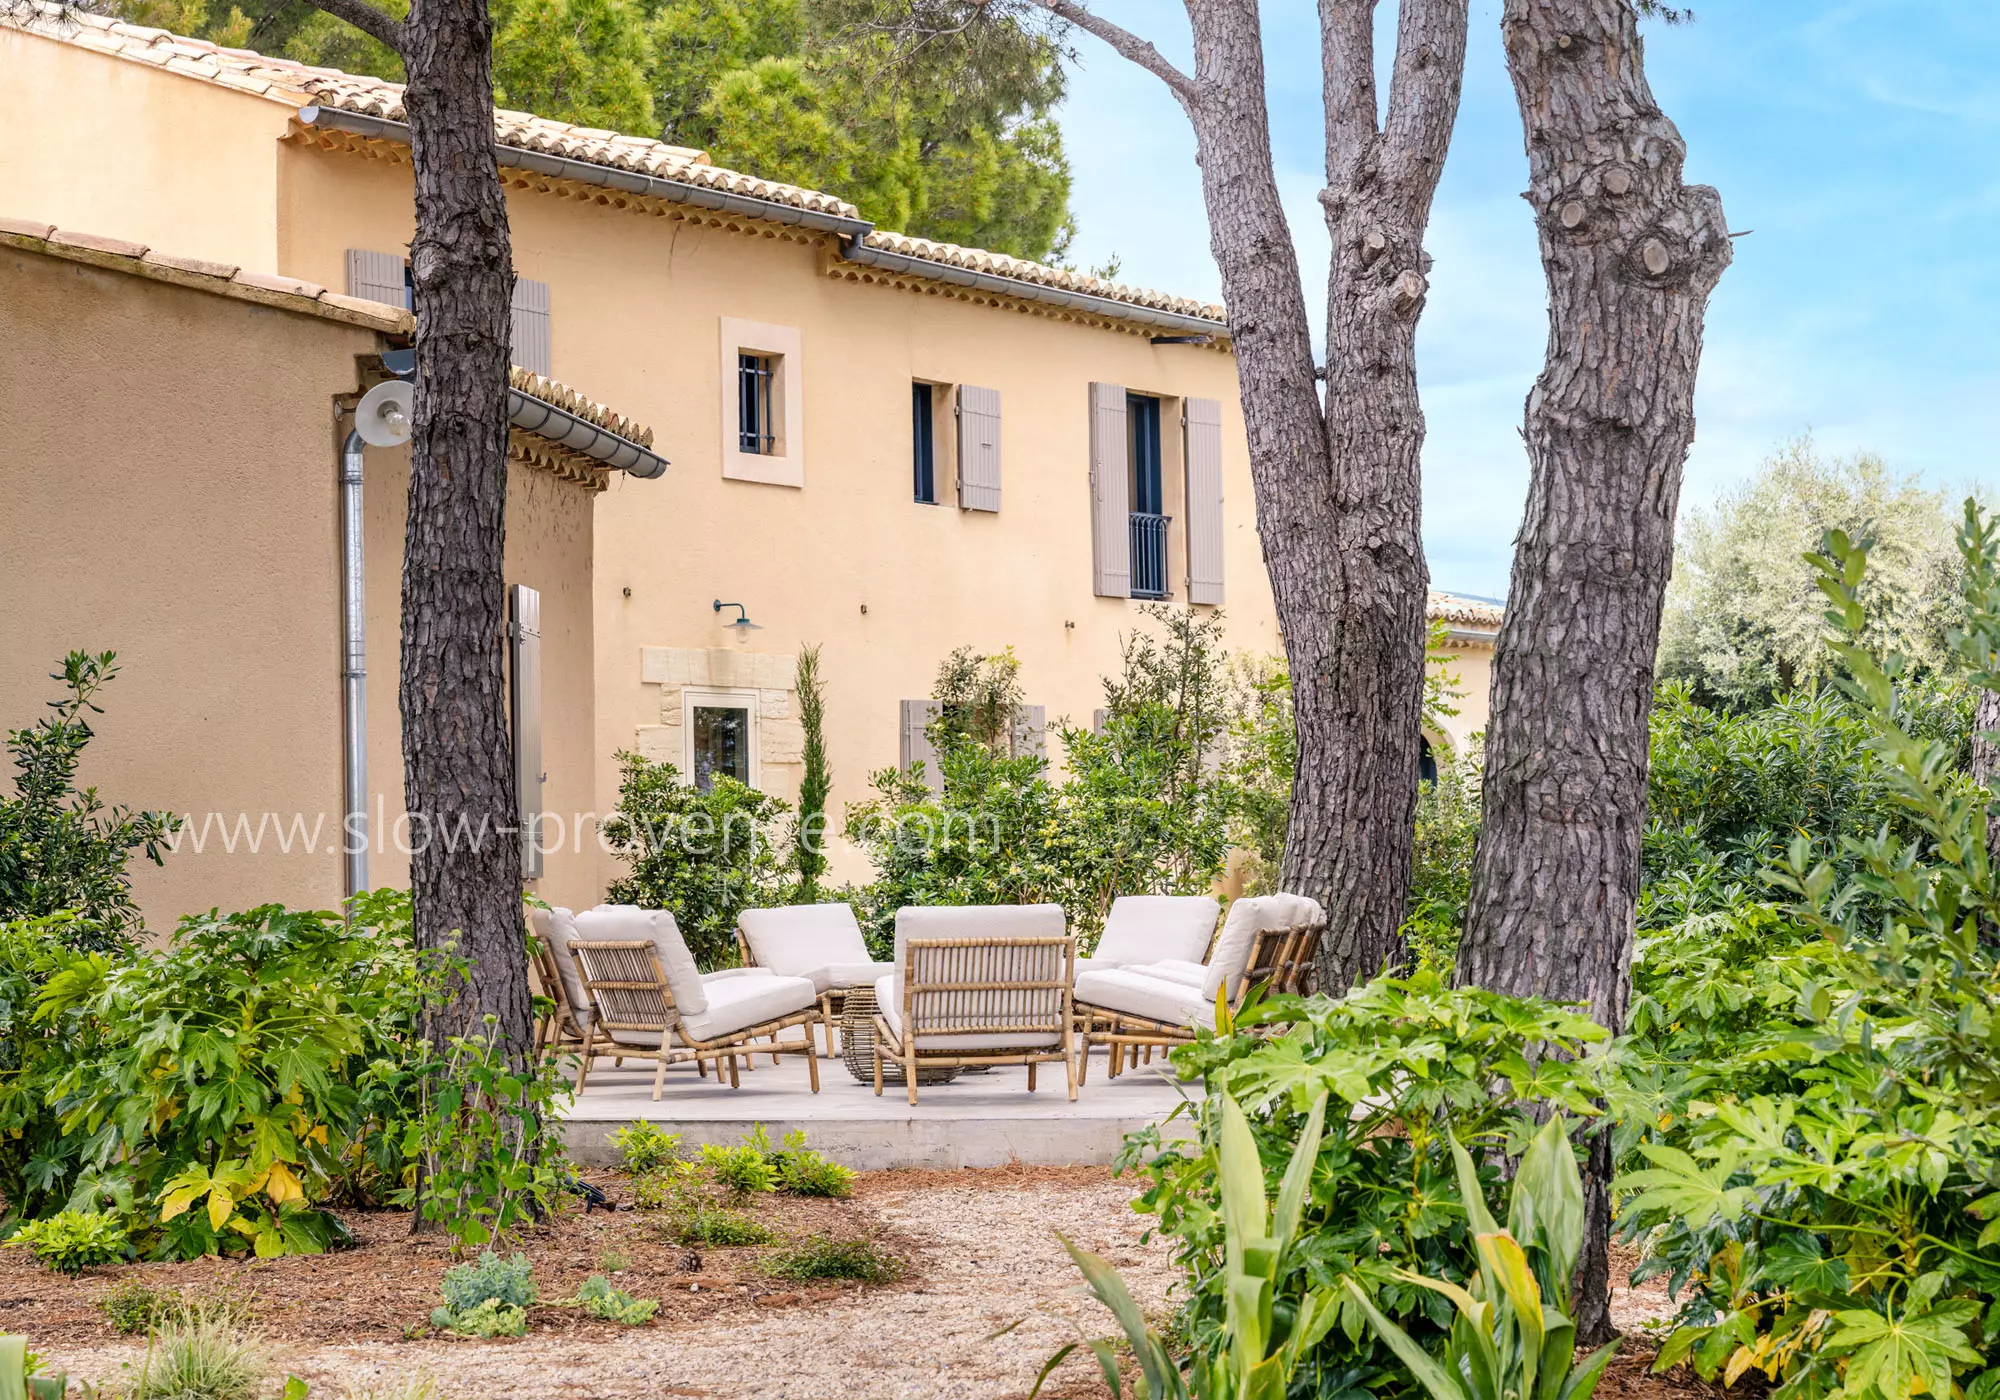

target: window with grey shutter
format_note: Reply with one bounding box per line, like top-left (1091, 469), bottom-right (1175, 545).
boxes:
top-left (899, 699), bottom-right (943, 793)
top-left (511, 277), bottom-right (552, 377)
top-left (1089, 382), bottom-right (1132, 597)
top-left (955, 385), bottom-right (1002, 512)
top-left (1011, 705), bottom-right (1047, 761)
top-left (345, 249), bottom-right (409, 309)
top-left (1093, 707), bottom-right (1110, 735)
top-left (510, 585), bottom-right (544, 879)
top-left (1184, 396), bottom-right (1226, 604)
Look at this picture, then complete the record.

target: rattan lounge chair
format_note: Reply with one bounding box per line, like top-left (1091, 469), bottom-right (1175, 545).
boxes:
top-left (870, 904), bottom-right (1077, 1106)
top-left (566, 906), bottom-right (822, 1098)
top-left (736, 903), bottom-right (893, 1055)
top-left (527, 905), bottom-right (593, 1055)
top-left (1073, 895), bottom-right (1220, 976)
top-left (1074, 893), bottom-right (1326, 1082)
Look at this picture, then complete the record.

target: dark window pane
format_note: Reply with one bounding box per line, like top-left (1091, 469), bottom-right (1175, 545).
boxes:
top-left (1418, 736), bottom-right (1438, 785)
top-left (1127, 393), bottom-right (1168, 598)
top-left (912, 382), bottom-right (935, 503)
top-left (692, 706), bottom-right (751, 790)
top-left (738, 353), bottom-right (775, 454)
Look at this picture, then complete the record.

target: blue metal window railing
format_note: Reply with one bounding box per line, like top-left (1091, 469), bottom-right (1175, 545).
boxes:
top-left (738, 353), bottom-right (776, 454)
top-left (1130, 511), bottom-right (1171, 599)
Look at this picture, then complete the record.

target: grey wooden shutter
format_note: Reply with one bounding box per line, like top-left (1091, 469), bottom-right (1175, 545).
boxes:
top-left (511, 277), bottom-right (552, 377)
top-left (345, 249), bottom-right (408, 308)
top-left (956, 385), bottom-right (1002, 512)
top-left (1092, 707), bottom-right (1110, 735)
top-left (1184, 396), bottom-right (1226, 604)
top-left (1011, 705), bottom-right (1047, 761)
top-left (899, 699), bottom-right (943, 793)
top-left (1089, 382), bottom-right (1131, 597)
top-left (510, 585), bottom-right (544, 879)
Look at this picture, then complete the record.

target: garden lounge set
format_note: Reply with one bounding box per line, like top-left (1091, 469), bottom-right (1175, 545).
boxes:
top-left (527, 892), bottom-right (1325, 1106)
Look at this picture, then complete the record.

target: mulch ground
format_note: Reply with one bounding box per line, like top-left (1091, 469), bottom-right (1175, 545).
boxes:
top-left (0, 1168), bottom-right (917, 1346)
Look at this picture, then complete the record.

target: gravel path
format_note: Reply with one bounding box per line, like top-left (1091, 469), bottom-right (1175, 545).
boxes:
top-left (38, 1174), bottom-right (1175, 1400)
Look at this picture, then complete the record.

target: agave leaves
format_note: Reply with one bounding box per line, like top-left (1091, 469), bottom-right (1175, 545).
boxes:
top-left (1344, 1118), bottom-right (1617, 1400)
top-left (1040, 1090), bottom-right (1339, 1400)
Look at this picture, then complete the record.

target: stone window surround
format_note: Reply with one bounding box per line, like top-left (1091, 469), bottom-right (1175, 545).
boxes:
top-left (720, 316), bottom-right (804, 488)
top-left (637, 646), bottom-right (803, 796)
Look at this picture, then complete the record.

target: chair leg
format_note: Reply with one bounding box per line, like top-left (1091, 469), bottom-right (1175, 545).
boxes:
top-left (575, 1025), bottom-right (596, 1093)
top-left (1077, 1031), bottom-right (1091, 1086)
top-left (805, 1020), bottom-right (821, 1093)
top-left (821, 996), bottom-right (837, 1056)
top-left (872, 1038), bottom-right (885, 1097)
top-left (1027, 1060), bottom-right (1037, 1093)
top-left (651, 1052), bottom-right (669, 1101)
top-left (726, 1053), bottom-right (741, 1089)
top-left (904, 1045), bottom-right (919, 1107)
top-left (1065, 1050), bottom-right (1077, 1103)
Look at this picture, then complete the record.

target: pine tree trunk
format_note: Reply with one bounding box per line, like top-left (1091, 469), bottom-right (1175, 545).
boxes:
top-left (1171, 0), bottom-right (1465, 988)
top-left (398, 0), bottom-right (533, 1056)
top-left (1455, 0), bottom-right (1731, 1344)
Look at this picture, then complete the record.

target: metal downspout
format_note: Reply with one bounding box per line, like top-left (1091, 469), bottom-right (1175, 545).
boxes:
top-left (340, 428), bottom-right (369, 898)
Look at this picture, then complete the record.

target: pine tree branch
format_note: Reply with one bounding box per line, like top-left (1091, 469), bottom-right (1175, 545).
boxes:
top-left (299, 0), bottom-right (404, 52)
top-left (1025, 0), bottom-right (1196, 103)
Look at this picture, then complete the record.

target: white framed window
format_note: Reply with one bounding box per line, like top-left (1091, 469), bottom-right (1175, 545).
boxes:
top-left (684, 686), bottom-right (760, 791)
top-left (719, 317), bottom-right (804, 487)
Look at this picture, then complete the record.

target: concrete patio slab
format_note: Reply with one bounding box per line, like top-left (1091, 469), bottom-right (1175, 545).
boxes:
top-left (559, 1045), bottom-right (1197, 1170)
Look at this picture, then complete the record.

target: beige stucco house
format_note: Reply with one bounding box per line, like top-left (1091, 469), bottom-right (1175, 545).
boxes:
top-left (0, 3), bottom-right (1498, 918)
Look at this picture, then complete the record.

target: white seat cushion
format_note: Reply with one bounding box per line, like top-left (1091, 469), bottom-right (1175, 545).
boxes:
top-left (574, 906), bottom-right (706, 1015)
top-left (872, 974), bottom-right (1060, 1052)
top-left (801, 960), bottom-right (894, 994)
top-left (1093, 895), bottom-right (1219, 967)
top-left (702, 966), bottom-right (774, 981)
top-left (1073, 956), bottom-right (1122, 977)
top-left (738, 904), bottom-right (872, 978)
top-left (679, 972), bottom-right (818, 1043)
top-left (529, 905), bottom-right (593, 1032)
top-left (1075, 967), bottom-right (1215, 1031)
top-left (1137, 958), bottom-right (1207, 988)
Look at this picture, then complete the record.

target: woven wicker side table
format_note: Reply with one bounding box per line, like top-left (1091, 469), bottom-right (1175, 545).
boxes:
top-left (838, 984), bottom-right (962, 1086)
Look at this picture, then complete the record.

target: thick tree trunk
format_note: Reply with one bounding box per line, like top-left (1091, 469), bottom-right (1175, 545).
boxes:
top-left (1973, 689), bottom-right (2000, 871)
top-left (1078, 0), bottom-right (1465, 988)
top-left (1456, 0), bottom-right (1730, 1344)
top-left (398, 0), bottom-right (534, 1055)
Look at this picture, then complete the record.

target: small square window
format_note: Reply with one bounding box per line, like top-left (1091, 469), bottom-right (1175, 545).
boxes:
top-left (738, 353), bottom-right (778, 456)
top-left (912, 382), bottom-right (937, 503)
top-left (684, 687), bottom-right (760, 792)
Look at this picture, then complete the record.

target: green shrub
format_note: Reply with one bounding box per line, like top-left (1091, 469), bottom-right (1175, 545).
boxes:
top-left (438, 1251), bottom-right (537, 1312)
top-left (571, 1274), bottom-right (658, 1325)
top-left (600, 754), bottom-right (788, 967)
top-left (1118, 971), bottom-right (1607, 1391)
top-left (0, 650), bottom-right (178, 949)
top-left (98, 1278), bottom-right (182, 1335)
top-left (608, 1122), bottom-right (681, 1174)
top-left (772, 1132), bottom-right (854, 1199)
top-left (699, 1139), bottom-right (777, 1196)
top-left (1613, 509), bottom-right (2000, 1400)
top-left (676, 1207), bottom-right (771, 1247)
top-left (764, 1235), bottom-right (902, 1284)
top-left (632, 1161), bottom-right (704, 1213)
top-left (427, 1298), bottom-right (527, 1338)
top-left (5, 1208), bottom-right (127, 1273)
top-left (393, 1017), bottom-right (571, 1250)
top-left (136, 1308), bottom-right (266, 1400)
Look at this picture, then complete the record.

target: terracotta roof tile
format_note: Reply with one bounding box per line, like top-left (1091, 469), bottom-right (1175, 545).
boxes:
top-left (0, 216), bottom-right (56, 239)
top-left (141, 249), bottom-right (241, 278)
top-left (233, 268), bottom-right (326, 298)
top-left (3, 0), bottom-right (1225, 331)
top-left (1427, 592), bottom-right (1506, 629)
top-left (49, 228), bottom-right (150, 257)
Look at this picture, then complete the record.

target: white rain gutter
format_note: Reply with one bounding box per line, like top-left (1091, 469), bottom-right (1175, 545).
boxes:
top-left (293, 105), bottom-right (1229, 338)
top-left (834, 235), bottom-right (1230, 337)
top-left (339, 427), bottom-right (369, 898)
top-left (295, 106), bottom-right (875, 240)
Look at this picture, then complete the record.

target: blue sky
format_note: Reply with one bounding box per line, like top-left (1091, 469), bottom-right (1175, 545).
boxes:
top-left (1054, 1), bottom-right (2000, 599)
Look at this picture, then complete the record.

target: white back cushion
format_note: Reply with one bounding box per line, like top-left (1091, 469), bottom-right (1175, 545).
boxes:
top-left (528, 905), bottom-right (592, 1029)
top-left (1095, 895), bottom-right (1220, 966)
top-left (892, 903), bottom-right (1066, 1006)
top-left (738, 903), bottom-right (871, 977)
top-left (574, 905), bottom-right (706, 1016)
top-left (1203, 893), bottom-right (1313, 1002)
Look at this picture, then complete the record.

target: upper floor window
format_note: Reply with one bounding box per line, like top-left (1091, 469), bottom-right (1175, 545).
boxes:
top-left (738, 353), bottom-right (778, 455)
top-left (1127, 393), bottom-right (1169, 599)
top-left (912, 382), bottom-right (938, 503)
